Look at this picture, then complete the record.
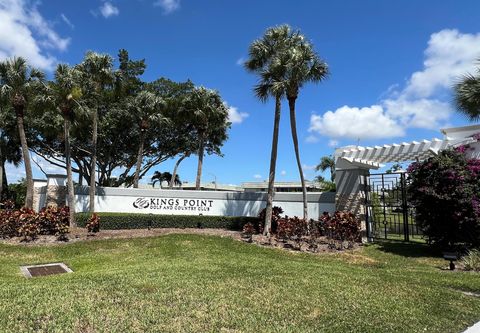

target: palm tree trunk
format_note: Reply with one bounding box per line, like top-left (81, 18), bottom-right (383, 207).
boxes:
top-left (16, 115), bottom-right (34, 209)
top-left (1, 159), bottom-right (7, 200)
top-left (264, 95), bottom-right (282, 236)
top-left (89, 110), bottom-right (98, 212)
top-left (133, 131), bottom-right (146, 188)
top-left (64, 118), bottom-right (76, 227)
top-left (195, 135), bottom-right (205, 190)
top-left (171, 154), bottom-right (186, 189)
top-left (288, 96), bottom-right (308, 221)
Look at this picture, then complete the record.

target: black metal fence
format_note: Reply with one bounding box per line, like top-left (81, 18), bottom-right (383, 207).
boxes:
top-left (365, 172), bottom-right (421, 241)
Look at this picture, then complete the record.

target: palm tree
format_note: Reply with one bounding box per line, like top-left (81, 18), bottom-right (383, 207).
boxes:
top-left (77, 52), bottom-right (114, 212)
top-left (181, 87), bottom-right (229, 191)
top-left (454, 61), bottom-right (480, 121)
top-left (0, 127), bottom-right (22, 201)
top-left (151, 171), bottom-right (181, 188)
top-left (245, 25), bottom-right (290, 236)
top-left (282, 27), bottom-right (329, 221)
top-left (315, 155), bottom-right (335, 182)
top-left (0, 57), bottom-right (45, 209)
top-left (129, 90), bottom-right (166, 188)
top-left (41, 64), bottom-right (82, 226)
top-left (170, 154), bottom-right (188, 189)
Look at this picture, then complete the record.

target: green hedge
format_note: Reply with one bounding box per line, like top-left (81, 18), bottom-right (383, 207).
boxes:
top-left (75, 212), bottom-right (259, 231)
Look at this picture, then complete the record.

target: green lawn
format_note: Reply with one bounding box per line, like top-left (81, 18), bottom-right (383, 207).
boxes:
top-left (0, 234), bottom-right (479, 332)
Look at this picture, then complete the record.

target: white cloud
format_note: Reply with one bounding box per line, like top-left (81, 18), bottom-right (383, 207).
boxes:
top-left (403, 29), bottom-right (480, 98)
top-left (305, 135), bottom-right (319, 143)
top-left (280, 170), bottom-right (287, 176)
top-left (227, 105), bottom-right (249, 124)
top-left (328, 139), bottom-right (339, 148)
top-left (310, 105), bottom-right (405, 140)
top-left (236, 57), bottom-right (245, 66)
top-left (309, 29), bottom-right (480, 140)
top-left (383, 97), bottom-right (451, 129)
top-left (0, 0), bottom-right (70, 70)
top-left (253, 174), bottom-right (262, 179)
top-left (99, 1), bottom-right (119, 18)
top-left (302, 164), bottom-right (316, 171)
top-left (60, 13), bottom-right (74, 29)
top-left (154, 0), bottom-right (180, 14)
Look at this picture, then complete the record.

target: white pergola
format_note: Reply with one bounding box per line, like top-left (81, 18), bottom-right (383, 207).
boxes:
top-left (334, 124), bottom-right (480, 170)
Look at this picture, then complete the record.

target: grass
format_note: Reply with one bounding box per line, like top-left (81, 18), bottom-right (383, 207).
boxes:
top-left (0, 235), bottom-right (479, 332)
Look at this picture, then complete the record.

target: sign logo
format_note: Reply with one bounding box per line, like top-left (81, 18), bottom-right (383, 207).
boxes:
top-left (133, 198), bottom-right (150, 209)
top-left (132, 197), bottom-right (214, 212)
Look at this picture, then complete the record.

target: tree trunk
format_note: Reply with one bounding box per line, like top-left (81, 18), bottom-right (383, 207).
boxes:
top-left (288, 96), bottom-right (308, 221)
top-left (0, 147), bottom-right (3, 202)
top-left (1, 159), bottom-right (7, 199)
top-left (195, 135), bottom-right (205, 190)
top-left (133, 131), bottom-right (146, 188)
top-left (16, 115), bottom-right (34, 209)
top-left (64, 118), bottom-right (76, 227)
top-left (89, 110), bottom-right (98, 212)
top-left (78, 170), bottom-right (83, 186)
top-left (170, 154), bottom-right (186, 189)
top-left (264, 95), bottom-right (282, 236)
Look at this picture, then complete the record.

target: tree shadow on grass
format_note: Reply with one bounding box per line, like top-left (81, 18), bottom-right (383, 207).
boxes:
top-left (373, 240), bottom-right (440, 258)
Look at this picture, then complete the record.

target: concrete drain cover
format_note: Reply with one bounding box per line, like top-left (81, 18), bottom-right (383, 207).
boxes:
top-left (20, 263), bottom-right (73, 278)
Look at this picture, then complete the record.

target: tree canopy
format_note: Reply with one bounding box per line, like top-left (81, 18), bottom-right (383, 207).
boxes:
top-left (1, 51), bottom-right (231, 193)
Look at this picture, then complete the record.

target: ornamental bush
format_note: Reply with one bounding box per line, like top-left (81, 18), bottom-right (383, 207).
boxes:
top-left (407, 147), bottom-right (480, 249)
top-left (320, 211), bottom-right (361, 249)
top-left (0, 204), bottom-right (70, 241)
top-left (75, 212), bottom-right (258, 230)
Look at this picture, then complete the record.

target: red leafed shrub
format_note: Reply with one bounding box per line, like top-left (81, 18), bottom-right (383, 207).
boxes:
top-left (322, 211), bottom-right (361, 248)
top-left (276, 216), bottom-right (308, 240)
top-left (257, 206), bottom-right (284, 234)
top-left (242, 222), bottom-right (256, 236)
top-left (38, 206), bottom-right (70, 240)
top-left (86, 213), bottom-right (100, 233)
top-left (16, 208), bottom-right (40, 241)
top-left (0, 204), bottom-right (71, 241)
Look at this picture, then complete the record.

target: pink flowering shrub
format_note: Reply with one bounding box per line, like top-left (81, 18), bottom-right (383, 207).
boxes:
top-left (408, 148), bottom-right (480, 249)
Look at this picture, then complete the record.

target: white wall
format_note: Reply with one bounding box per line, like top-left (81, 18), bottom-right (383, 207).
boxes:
top-left (69, 187), bottom-right (336, 219)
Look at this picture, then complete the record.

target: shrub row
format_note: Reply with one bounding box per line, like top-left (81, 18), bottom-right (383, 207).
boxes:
top-left (0, 202), bottom-right (69, 241)
top-left (75, 212), bottom-right (259, 230)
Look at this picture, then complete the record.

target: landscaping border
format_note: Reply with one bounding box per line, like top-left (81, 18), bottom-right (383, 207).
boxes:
top-left (75, 212), bottom-right (259, 230)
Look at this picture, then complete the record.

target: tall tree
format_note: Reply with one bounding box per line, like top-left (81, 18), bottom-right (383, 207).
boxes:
top-left (77, 52), bottom-right (114, 212)
top-left (0, 108), bottom-right (22, 201)
top-left (454, 61), bottom-right (480, 121)
top-left (281, 26), bottom-right (329, 221)
top-left (180, 87), bottom-right (230, 190)
top-left (315, 155), bottom-right (335, 181)
top-left (129, 90), bottom-right (166, 188)
top-left (0, 57), bottom-right (45, 209)
top-left (245, 25), bottom-right (291, 236)
top-left (38, 64), bottom-right (83, 226)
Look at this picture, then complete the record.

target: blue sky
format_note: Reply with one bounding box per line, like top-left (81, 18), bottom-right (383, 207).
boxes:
top-left (2, 0), bottom-right (480, 185)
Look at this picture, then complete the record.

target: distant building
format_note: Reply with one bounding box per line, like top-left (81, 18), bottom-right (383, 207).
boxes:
top-left (241, 181), bottom-right (324, 193)
top-left (143, 180), bottom-right (327, 192)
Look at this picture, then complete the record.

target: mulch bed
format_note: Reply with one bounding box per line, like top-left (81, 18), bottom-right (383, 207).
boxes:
top-left (0, 228), bottom-right (361, 254)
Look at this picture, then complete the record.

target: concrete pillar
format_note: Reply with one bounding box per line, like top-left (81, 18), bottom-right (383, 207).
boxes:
top-left (45, 174), bottom-right (67, 208)
top-left (334, 159), bottom-right (371, 241)
top-left (32, 179), bottom-right (47, 212)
